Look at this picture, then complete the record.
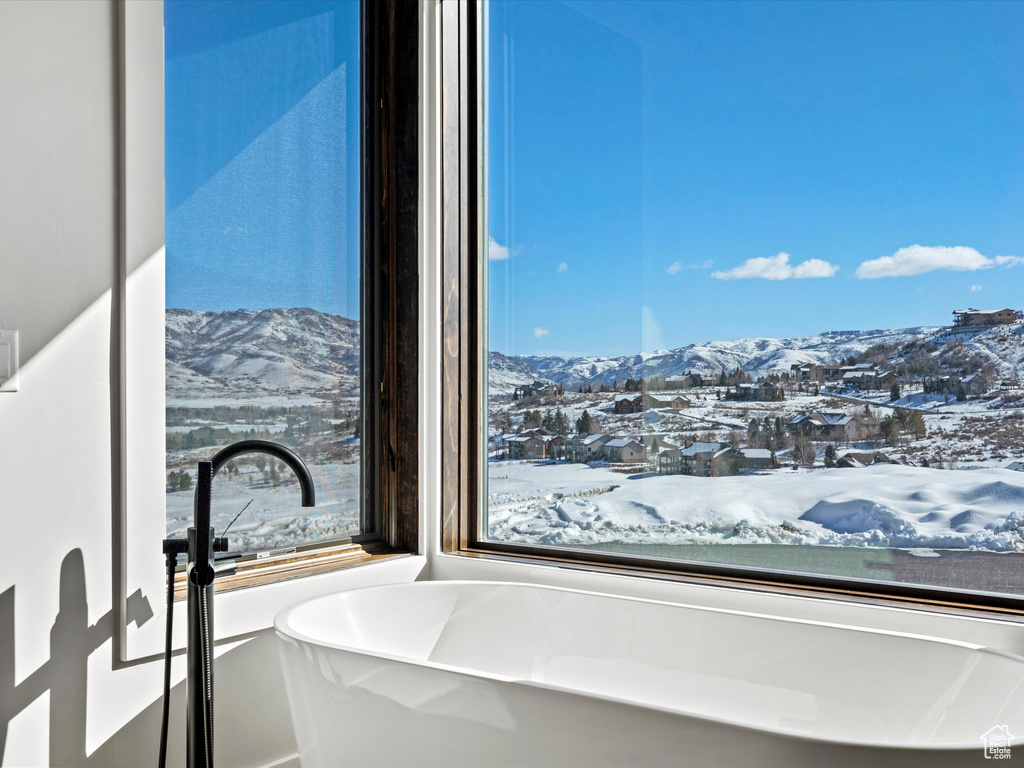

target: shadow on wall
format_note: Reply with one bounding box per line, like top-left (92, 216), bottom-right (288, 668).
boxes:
top-left (0, 550), bottom-right (298, 767)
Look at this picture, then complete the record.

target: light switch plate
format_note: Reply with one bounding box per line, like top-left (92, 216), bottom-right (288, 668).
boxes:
top-left (0, 330), bottom-right (19, 392)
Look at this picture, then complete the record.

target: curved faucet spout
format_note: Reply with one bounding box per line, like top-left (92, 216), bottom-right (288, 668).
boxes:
top-left (209, 439), bottom-right (316, 507)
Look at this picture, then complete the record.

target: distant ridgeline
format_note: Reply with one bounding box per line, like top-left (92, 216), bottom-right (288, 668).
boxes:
top-left (165, 308), bottom-right (360, 402)
top-left (488, 322), bottom-right (1024, 395)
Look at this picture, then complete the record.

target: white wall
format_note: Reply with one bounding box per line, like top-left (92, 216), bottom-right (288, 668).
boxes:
top-left (0, 2), bottom-right (301, 765)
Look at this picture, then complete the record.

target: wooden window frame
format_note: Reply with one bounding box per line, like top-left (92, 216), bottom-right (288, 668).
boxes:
top-left (437, 0), bottom-right (1024, 620)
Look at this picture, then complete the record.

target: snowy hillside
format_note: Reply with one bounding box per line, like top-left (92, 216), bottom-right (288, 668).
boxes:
top-left (166, 308), bottom-right (359, 402)
top-left (490, 326), bottom-right (943, 392)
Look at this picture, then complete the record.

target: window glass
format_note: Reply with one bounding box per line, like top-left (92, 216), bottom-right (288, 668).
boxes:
top-left (164, 0), bottom-right (362, 554)
top-left (484, 0), bottom-right (1024, 595)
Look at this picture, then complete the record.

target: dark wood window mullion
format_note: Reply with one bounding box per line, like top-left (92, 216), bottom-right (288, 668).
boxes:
top-left (365, 0), bottom-right (419, 553)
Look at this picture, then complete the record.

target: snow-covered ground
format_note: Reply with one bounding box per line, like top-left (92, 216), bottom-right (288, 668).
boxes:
top-left (166, 463), bottom-right (360, 552)
top-left (488, 460), bottom-right (1024, 552)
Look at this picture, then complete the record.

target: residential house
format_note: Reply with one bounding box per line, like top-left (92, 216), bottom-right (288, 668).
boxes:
top-left (737, 448), bottom-right (773, 471)
top-left (665, 373), bottom-right (706, 389)
top-left (790, 362), bottom-right (829, 384)
top-left (659, 394), bottom-right (691, 409)
top-left (566, 433), bottom-right (611, 462)
top-left (602, 438), bottom-right (647, 463)
top-left (615, 393), bottom-right (691, 413)
top-left (961, 373), bottom-right (988, 396)
top-left (505, 428), bottom-right (564, 460)
top-left (953, 308), bottom-right (1016, 327)
top-left (789, 412), bottom-right (856, 443)
top-left (514, 379), bottom-right (557, 399)
top-left (726, 382), bottom-right (782, 402)
top-left (613, 394), bottom-right (644, 414)
top-left (836, 450), bottom-right (890, 468)
top-left (676, 441), bottom-right (737, 476)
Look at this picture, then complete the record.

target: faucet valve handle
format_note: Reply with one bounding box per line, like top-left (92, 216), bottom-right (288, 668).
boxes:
top-left (213, 537), bottom-right (229, 552)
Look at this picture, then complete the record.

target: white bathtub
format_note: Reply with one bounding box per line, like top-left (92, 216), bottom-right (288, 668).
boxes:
top-left (275, 581), bottom-right (1024, 767)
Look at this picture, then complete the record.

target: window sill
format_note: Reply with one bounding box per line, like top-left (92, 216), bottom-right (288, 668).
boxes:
top-left (172, 541), bottom-right (411, 601)
top-left (431, 550), bottom-right (1024, 657)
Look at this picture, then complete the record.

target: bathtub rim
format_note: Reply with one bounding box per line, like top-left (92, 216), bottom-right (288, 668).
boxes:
top-left (274, 579), bottom-right (1024, 752)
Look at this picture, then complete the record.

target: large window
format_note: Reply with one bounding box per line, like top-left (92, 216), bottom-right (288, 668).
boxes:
top-left (164, 0), bottom-right (363, 557)
top-left (449, 1), bottom-right (1024, 610)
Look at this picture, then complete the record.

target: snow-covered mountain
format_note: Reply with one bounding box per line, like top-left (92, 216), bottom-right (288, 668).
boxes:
top-left (489, 326), bottom-right (952, 393)
top-left (166, 308), bottom-right (359, 401)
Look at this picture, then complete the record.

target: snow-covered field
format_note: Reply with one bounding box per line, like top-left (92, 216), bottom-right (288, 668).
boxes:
top-left (166, 463), bottom-right (360, 552)
top-left (488, 460), bottom-right (1024, 552)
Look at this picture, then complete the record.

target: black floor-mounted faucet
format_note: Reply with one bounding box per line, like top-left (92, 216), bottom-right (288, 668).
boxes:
top-left (160, 440), bottom-right (316, 768)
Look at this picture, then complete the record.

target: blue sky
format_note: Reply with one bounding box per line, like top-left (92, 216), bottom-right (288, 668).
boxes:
top-left (165, 0), bottom-right (360, 319)
top-left (487, 1), bottom-right (1024, 357)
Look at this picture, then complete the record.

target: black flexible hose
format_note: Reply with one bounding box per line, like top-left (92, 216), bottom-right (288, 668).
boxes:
top-left (199, 587), bottom-right (214, 767)
top-left (158, 552), bottom-right (176, 768)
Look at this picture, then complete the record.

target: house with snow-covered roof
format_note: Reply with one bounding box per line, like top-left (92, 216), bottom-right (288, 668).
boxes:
top-left (789, 412), bottom-right (856, 443)
top-left (505, 428), bottom-right (564, 460)
top-left (836, 450), bottom-right (890, 468)
top-left (566, 433), bottom-right (611, 462)
top-left (602, 437), bottom-right (647, 463)
top-left (664, 441), bottom-right (737, 476)
top-left (738, 448), bottom-right (774, 471)
top-left (961, 373), bottom-right (988, 396)
top-left (953, 308), bottom-right (1016, 327)
top-left (613, 394), bottom-right (644, 414)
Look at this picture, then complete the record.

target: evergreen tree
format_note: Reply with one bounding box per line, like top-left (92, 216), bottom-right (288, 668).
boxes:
top-left (956, 382), bottom-right (967, 402)
top-left (890, 380), bottom-right (901, 401)
top-left (824, 443), bottom-right (837, 468)
top-left (576, 410), bottom-right (593, 435)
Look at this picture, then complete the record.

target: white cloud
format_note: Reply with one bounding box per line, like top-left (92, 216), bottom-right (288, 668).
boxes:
top-left (488, 236), bottom-right (512, 261)
top-left (533, 327), bottom-right (550, 338)
top-left (557, 262), bottom-right (568, 272)
top-left (667, 259), bottom-right (714, 275)
top-left (711, 252), bottom-right (839, 281)
top-left (971, 284), bottom-right (982, 292)
top-left (855, 245), bottom-right (1022, 279)
top-left (995, 255), bottom-right (1024, 267)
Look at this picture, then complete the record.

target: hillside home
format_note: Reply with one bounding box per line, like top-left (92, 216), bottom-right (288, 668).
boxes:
top-left (613, 392), bottom-right (690, 413)
top-left (962, 373), bottom-right (988, 396)
top-left (837, 450), bottom-right (891, 468)
top-left (726, 382), bottom-right (782, 402)
top-left (613, 394), bottom-right (644, 413)
top-left (505, 428), bottom-right (564, 459)
top-left (738, 448), bottom-right (774, 471)
top-left (670, 441), bottom-right (737, 476)
top-left (665, 373), bottom-right (704, 389)
top-left (566, 433), bottom-right (611, 462)
top-left (659, 394), bottom-right (692, 409)
top-left (602, 438), bottom-right (647, 463)
top-left (515, 379), bottom-right (557, 399)
top-left (790, 362), bottom-right (831, 383)
top-left (789, 412), bottom-right (856, 443)
top-left (953, 308), bottom-right (1016, 327)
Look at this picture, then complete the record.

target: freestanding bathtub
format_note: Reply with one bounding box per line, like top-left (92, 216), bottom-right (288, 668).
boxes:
top-left (275, 581), bottom-right (1024, 767)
